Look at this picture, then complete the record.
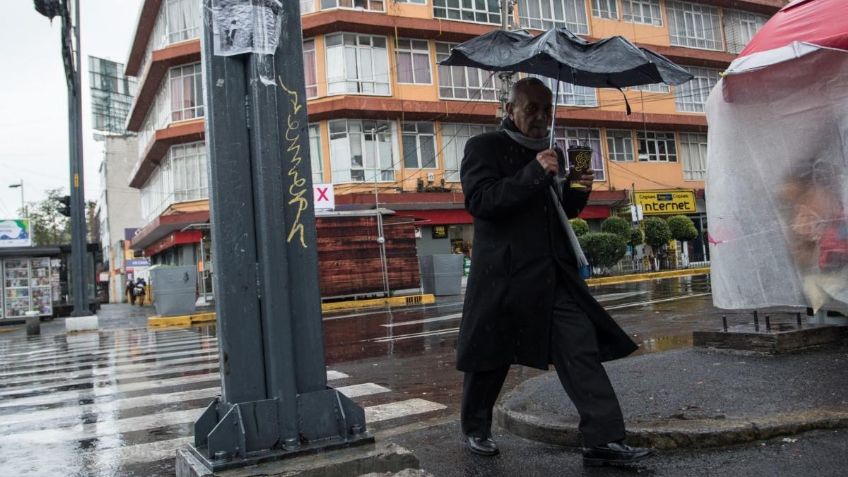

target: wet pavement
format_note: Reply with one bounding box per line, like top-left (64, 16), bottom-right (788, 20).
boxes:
top-left (0, 274), bottom-right (744, 476)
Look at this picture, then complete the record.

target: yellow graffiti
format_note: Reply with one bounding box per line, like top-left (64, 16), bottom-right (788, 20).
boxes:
top-left (278, 76), bottom-right (308, 248)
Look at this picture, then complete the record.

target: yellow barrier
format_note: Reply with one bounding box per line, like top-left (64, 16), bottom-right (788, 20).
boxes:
top-left (148, 311), bottom-right (216, 328)
top-left (585, 267), bottom-right (710, 286)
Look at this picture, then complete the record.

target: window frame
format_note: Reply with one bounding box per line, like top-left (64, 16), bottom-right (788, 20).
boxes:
top-left (518, 0), bottom-right (590, 34)
top-left (674, 66), bottom-right (720, 113)
top-left (533, 75), bottom-right (597, 107)
top-left (667, 1), bottom-right (723, 51)
top-left (622, 0), bottom-right (662, 26)
top-left (591, 0), bottom-right (618, 19)
top-left (440, 123), bottom-right (498, 182)
top-left (325, 33), bottom-right (392, 96)
top-left (432, 0), bottom-right (502, 25)
top-left (555, 127), bottom-right (606, 181)
top-left (637, 131), bottom-right (677, 163)
top-left (435, 42), bottom-right (501, 101)
top-left (168, 63), bottom-right (204, 123)
top-left (308, 124), bottom-right (324, 185)
top-left (328, 119), bottom-right (396, 184)
top-left (395, 38), bottom-right (432, 85)
top-left (606, 129), bottom-right (635, 162)
top-left (401, 122), bottom-right (438, 169)
top-left (320, 0), bottom-right (385, 12)
top-left (679, 132), bottom-right (708, 181)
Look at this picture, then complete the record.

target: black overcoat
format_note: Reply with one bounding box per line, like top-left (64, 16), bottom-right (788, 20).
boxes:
top-left (457, 130), bottom-right (638, 372)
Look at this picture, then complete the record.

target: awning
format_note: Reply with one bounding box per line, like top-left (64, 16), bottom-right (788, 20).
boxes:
top-left (578, 205), bottom-right (611, 219)
top-left (397, 209), bottom-right (473, 225)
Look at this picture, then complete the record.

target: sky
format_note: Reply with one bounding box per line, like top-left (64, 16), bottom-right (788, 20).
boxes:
top-left (0, 0), bottom-right (142, 219)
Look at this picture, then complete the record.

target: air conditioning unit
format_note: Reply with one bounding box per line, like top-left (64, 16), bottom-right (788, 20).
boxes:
top-left (426, 172), bottom-right (435, 183)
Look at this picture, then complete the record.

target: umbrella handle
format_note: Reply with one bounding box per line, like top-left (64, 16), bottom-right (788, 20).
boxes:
top-left (548, 67), bottom-right (561, 151)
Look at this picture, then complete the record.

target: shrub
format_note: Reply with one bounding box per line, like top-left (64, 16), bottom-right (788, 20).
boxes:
top-left (643, 217), bottom-right (672, 251)
top-left (570, 217), bottom-right (589, 237)
top-left (578, 232), bottom-right (628, 270)
top-left (667, 215), bottom-right (699, 242)
top-left (600, 216), bottom-right (631, 242)
top-left (629, 227), bottom-right (644, 247)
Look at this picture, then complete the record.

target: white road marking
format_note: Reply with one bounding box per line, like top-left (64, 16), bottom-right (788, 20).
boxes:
top-left (380, 313), bottom-right (462, 328)
top-left (0, 334), bottom-right (217, 362)
top-left (604, 292), bottom-right (711, 310)
top-left (0, 383), bottom-right (392, 444)
top-left (365, 398), bottom-right (447, 423)
top-left (369, 328), bottom-right (459, 343)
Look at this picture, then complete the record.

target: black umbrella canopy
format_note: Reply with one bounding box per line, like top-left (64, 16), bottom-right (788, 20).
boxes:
top-left (440, 27), bottom-right (692, 89)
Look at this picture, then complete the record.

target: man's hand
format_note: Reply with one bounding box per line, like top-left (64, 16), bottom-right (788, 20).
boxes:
top-left (535, 149), bottom-right (559, 175)
top-left (568, 167), bottom-right (595, 189)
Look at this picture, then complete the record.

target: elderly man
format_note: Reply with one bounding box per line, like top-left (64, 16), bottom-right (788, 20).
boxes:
top-left (458, 77), bottom-right (652, 466)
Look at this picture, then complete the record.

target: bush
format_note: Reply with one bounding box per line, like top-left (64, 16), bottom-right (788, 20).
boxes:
top-left (600, 216), bottom-right (631, 242)
top-left (570, 218), bottom-right (589, 237)
top-left (667, 215), bottom-right (699, 242)
top-left (643, 217), bottom-right (672, 251)
top-left (629, 227), bottom-right (644, 247)
top-left (578, 232), bottom-right (627, 269)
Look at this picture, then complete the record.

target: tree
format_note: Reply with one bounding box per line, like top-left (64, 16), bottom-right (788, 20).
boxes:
top-left (23, 188), bottom-right (71, 246)
top-left (667, 215), bottom-right (699, 242)
top-left (629, 227), bottom-right (644, 247)
top-left (570, 217), bottom-right (589, 237)
top-left (600, 216), bottom-right (631, 242)
top-left (667, 215), bottom-right (699, 267)
top-left (578, 232), bottom-right (627, 272)
top-left (643, 217), bottom-right (672, 270)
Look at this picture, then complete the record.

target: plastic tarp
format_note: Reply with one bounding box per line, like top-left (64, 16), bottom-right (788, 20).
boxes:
top-left (706, 47), bottom-right (848, 313)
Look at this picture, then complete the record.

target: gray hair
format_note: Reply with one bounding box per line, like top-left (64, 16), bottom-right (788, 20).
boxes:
top-left (507, 77), bottom-right (551, 103)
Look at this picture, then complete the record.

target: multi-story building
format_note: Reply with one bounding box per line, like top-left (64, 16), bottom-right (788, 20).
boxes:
top-left (123, 0), bottom-right (784, 279)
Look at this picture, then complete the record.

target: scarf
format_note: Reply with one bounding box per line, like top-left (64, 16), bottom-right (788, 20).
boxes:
top-left (501, 118), bottom-right (589, 269)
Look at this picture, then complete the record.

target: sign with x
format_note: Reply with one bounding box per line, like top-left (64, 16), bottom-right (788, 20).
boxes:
top-left (313, 184), bottom-right (335, 211)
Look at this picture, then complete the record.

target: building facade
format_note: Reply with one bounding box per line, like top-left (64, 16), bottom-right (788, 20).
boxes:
top-left (123, 0), bottom-right (785, 284)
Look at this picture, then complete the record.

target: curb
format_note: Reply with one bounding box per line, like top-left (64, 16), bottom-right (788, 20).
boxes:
top-left (148, 311), bottom-right (216, 328)
top-left (147, 294), bottom-right (436, 328)
top-left (585, 267), bottom-right (710, 286)
top-left (496, 403), bottom-right (848, 450)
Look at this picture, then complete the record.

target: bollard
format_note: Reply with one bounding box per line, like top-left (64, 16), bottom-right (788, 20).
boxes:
top-left (25, 311), bottom-right (41, 336)
top-left (722, 315), bottom-right (728, 332)
top-left (765, 315), bottom-right (771, 331)
top-left (753, 310), bottom-right (759, 330)
top-left (796, 312), bottom-right (803, 328)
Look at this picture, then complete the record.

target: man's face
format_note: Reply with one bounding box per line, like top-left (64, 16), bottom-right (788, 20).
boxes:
top-left (507, 83), bottom-right (553, 139)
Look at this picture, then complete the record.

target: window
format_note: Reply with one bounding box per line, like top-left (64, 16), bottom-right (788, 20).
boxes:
top-left (622, 0), bottom-right (661, 26)
top-left (667, 1), bottom-right (722, 50)
top-left (140, 142), bottom-right (208, 221)
top-left (328, 119), bottom-right (395, 183)
top-left (675, 66), bottom-right (720, 113)
top-left (592, 0), bottom-right (617, 19)
top-left (433, 0), bottom-right (501, 25)
top-left (300, 0), bottom-right (315, 13)
top-left (519, 0), bottom-right (589, 34)
top-left (555, 128), bottom-right (605, 181)
top-left (637, 131), bottom-right (676, 162)
top-left (325, 33), bottom-right (390, 95)
top-left (680, 132), bottom-right (707, 180)
top-left (533, 75), bottom-right (597, 106)
top-left (396, 39), bottom-right (431, 84)
top-left (309, 124), bottom-right (323, 184)
top-left (321, 0), bottom-right (385, 11)
top-left (397, 0), bottom-right (426, 3)
top-left (171, 142), bottom-right (209, 202)
top-left (440, 123), bottom-right (498, 182)
top-left (607, 130), bottom-right (634, 162)
top-left (724, 9), bottom-right (768, 54)
top-left (169, 63), bottom-right (204, 122)
top-left (165, 0), bottom-right (201, 44)
top-left (303, 39), bottom-right (317, 98)
top-left (629, 83), bottom-right (670, 93)
top-left (436, 42), bottom-right (501, 101)
top-left (402, 122), bottom-right (437, 169)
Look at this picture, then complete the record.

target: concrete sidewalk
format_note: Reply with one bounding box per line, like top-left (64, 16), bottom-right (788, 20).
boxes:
top-left (497, 341), bottom-right (848, 450)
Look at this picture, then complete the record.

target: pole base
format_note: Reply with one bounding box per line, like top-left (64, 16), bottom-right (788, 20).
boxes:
top-left (178, 433), bottom-right (387, 475)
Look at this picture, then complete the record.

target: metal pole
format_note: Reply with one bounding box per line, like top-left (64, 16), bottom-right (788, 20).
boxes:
top-left (372, 126), bottom-right (390, 298)
top-left (63, 0), bottom-right (89, 316)
top-left (189, 2), bottom-right (369, 471)
top-left (497, 0), bottom-right (515, 119)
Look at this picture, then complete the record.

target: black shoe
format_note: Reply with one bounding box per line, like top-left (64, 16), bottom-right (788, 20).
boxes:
top-left (465, 435), bottom-right (499, 456)
top-left (582, 441), bottom-right (654, 466)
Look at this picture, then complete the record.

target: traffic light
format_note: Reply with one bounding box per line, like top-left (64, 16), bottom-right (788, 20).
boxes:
top-left (57, 195), bottom-right (71, 217)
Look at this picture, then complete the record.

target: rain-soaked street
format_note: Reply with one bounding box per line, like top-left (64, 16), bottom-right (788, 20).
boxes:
top-left (0, 275), bottom-right (769, 476)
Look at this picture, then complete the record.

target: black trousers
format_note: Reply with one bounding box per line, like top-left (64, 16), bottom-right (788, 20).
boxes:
top-left (461, 277), bottom-right (626, 447)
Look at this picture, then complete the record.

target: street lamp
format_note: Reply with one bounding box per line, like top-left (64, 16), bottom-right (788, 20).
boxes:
top-left (8, 180), bottom-right (25, 218)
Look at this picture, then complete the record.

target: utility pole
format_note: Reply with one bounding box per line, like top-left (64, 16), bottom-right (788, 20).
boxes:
top-left (497, 0), bottom-right (516, 118)
top-left (34, 0), bottom-right (89, 316)
top-left (181, 2), bottom-right (370, 473)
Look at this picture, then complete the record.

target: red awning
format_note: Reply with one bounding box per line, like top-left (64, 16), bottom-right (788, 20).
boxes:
top-left (578, 205), bottom-right (611, 219)
top-left (397, 209), bottom-right (473, 225)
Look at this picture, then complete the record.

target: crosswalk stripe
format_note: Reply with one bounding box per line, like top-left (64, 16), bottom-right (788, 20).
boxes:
top-left (0, 347), bottom-right (220, 379)
top-left (364, 398), bottom-right (448, 423)
top-left (0, 371), bottom-right (349, 430)
top-left (0, 383), bottom-right (391, 444)
top-left (0, 338), bottom-right (219, 372)
top-left (0, 334), bottom-right (217, 362)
